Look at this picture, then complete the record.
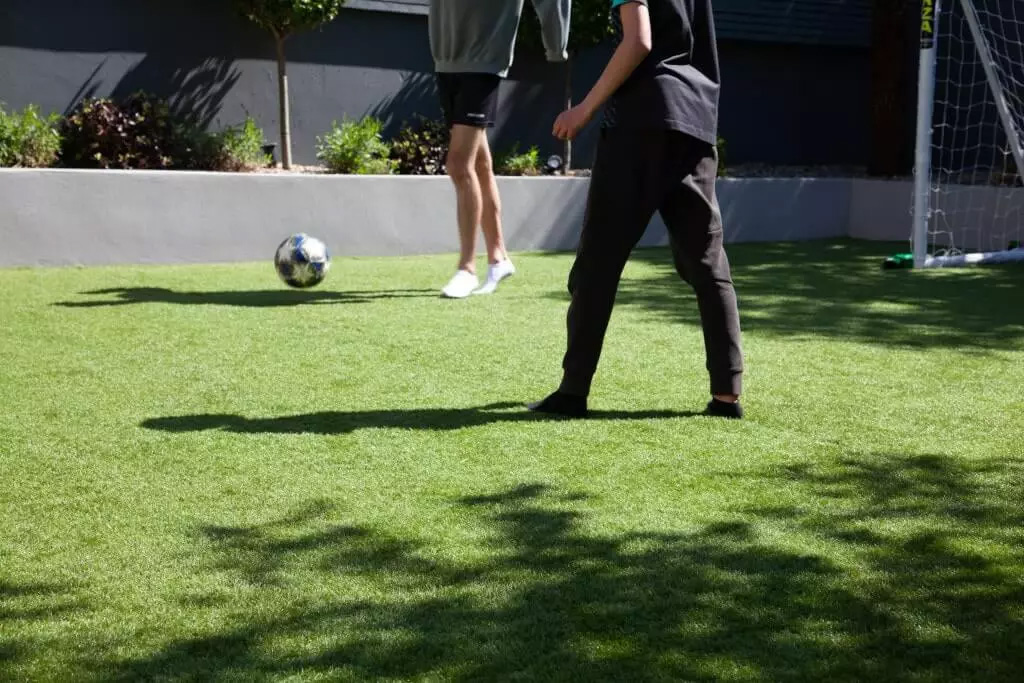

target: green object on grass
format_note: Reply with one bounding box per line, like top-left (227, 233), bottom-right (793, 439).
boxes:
top-left (883, 252), bottom-right (915, 269)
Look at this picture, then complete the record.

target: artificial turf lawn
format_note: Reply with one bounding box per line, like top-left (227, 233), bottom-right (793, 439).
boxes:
top-left (1, 240), bottom-right (1022, 681)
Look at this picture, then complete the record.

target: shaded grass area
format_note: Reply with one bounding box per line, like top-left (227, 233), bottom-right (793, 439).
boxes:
top-left (1, 239), bottom-right (1022, 681)
top-left (139, 402), bottom-right (701, 434)
top-left (122, 458), bottom-right (1024, 682)
top-left (88, 460), bottom-right (1024, 682)
top-left (617, 240), bottom-right (1024, 349)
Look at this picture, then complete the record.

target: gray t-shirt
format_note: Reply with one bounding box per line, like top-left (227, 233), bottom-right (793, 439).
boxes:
top-left (603, 0), bottom-right (721, 145)
top-left (428, 0), bottom-right (571, 77)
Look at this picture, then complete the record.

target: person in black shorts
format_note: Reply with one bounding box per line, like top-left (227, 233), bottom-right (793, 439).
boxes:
top-left (428, 0), bottom-right (570, 298)
top-left (528, 0), bottom-right (746, 419)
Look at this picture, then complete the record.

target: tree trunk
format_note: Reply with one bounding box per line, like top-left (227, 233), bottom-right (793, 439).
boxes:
top-left (563, 56), bottom-right (573, 171)
top-left (275, 33), bottom-right (293, 170)
top-left (868, 0), bottom-right (913, 176)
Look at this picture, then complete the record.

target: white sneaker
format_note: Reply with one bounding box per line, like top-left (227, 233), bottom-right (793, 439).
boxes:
top-left (473, 259), bottom-right (516, 295)
top-left (441, 269), bottom-right (479, 299)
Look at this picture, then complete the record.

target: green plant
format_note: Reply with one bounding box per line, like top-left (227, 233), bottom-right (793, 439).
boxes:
top-left (181, 127), bottom-right (228, 172)
top-left (389, 116), bottom-right (449, 175)
top-left (58, 92), bottom-right (208, 170)
top-left (0, 104), bottom-right (61, 168)
top-left (216, 117), bottom-right (272, 171)
top-left (316, 117), bottom-right (395, 174)
top-left (497, 144), bottom-right (541, 176)
top-left (234, 0), bottom-right (346, 169)
top-left (717, 136), bottom-right (727, 177)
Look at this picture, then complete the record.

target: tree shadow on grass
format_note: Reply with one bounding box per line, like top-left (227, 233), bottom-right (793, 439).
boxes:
top-left (600, 240), bottom-right (1024, 350)
top-left (92, 453), bottom-right (1024, 681)
top-left (53, 287), bottom-right (437, 308)
top-left (743, 452), bottom-right (1024, 680)
top-left (0, 580), bottom-right (89, 624)
top-left (141, 402), bottom-right (702, 435)
top-left (1, 579), bottom-right (90, 671)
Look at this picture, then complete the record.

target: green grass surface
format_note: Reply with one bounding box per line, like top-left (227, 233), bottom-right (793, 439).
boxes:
top-left (1, 240), bottom-right (1023, 681)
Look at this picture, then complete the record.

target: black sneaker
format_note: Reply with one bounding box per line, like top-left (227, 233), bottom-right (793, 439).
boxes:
top-left (705, 398), bottom-right (743, 419)
top-left (526, 391), bottom-right (588, 418)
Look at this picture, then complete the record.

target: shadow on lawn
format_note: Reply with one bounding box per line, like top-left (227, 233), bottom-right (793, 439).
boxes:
top-left (141, 402), bottom-right (701, 435)
top-left (1, 579), bottom-right (90, 667)
top-left (53, 287), bottom-right (436, 308)
top-left (0, 580), bottom-right (85, 621)
top-left (93, 453), bottom-right (1024, 681)
top-left (593, 240), bottom-right (1024, 350)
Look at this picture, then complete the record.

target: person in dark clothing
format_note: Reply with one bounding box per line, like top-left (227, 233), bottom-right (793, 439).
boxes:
top-left (529, 0), bottom-right (745, 419)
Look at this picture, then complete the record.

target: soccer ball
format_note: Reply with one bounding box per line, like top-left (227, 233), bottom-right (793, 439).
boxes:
top-left (274, 233), bottom-right (331, 288)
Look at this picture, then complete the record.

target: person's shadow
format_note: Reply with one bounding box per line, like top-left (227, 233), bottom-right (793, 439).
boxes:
top-left (54, 287), bottom-right (437, 308)
top-left (141, 402), bottom-right (704, 435)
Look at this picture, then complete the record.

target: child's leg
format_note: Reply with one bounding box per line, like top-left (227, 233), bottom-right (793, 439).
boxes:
top-left (475, 136), bottom-right (507, 265)
top-left (446, 124), bottom-right (484, 274)
top-left (438, 73), bottom-right (501, 299)
top-left (472, 137), bottom-right (517, 295)
top-left (659, 135), bottom-right (744, 402)
top-left (558, 130), bottom-right (667, 397)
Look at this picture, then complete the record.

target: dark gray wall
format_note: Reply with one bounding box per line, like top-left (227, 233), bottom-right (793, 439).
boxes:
top-left (0, 0), bottom-right (871, 168)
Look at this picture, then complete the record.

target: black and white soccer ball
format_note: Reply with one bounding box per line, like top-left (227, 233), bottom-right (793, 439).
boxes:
top-left (274, 233), bottom-right (331, 288)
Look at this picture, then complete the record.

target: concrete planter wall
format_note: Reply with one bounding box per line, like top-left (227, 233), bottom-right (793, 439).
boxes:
top-left (849, 178), bottom-right (1024, 251)
top-left (2, 169), bottom-right (903, 267)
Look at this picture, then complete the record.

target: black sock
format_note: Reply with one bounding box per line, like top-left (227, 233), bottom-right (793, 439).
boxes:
top-left (705, 398), bottom-right (743, 419)
top-left (527, 390), bottom-right (588, 418)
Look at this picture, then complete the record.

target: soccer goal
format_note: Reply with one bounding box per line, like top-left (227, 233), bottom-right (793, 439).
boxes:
top-left (910, 0), bottom-right (1024, 267)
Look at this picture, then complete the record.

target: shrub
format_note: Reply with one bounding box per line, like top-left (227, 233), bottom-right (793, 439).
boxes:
top-left (179, 127), bottom-right (226, 172)
top-left (59, 92), bottom-right (207, 170)
top-left (389, 116), bottom-right (449, 175)
top-left (215, 117), bottom-right (272, 172)
top-left (316, 117), bottom-right (395, 174)
top-left (0, 104), bottom-right (61, 168)
top-left (496, 144), bottom-right (541, 176)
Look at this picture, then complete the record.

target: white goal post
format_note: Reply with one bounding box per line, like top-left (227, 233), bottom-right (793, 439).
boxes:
top-left (911, 0), bottom-right (1024, 267)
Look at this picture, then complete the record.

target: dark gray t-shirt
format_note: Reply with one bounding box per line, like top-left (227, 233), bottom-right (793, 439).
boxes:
top-left (603, 0), bottom-right (721, 145)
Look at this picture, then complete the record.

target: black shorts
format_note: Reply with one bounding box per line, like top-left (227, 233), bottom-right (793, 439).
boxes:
top-left (436, 72), bottom-right (500, 129)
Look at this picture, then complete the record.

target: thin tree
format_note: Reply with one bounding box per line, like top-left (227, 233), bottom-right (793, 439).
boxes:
top-left (518, 0), bottom-right (615, 170)
top-left (235, 0), bottom-right (345, 170)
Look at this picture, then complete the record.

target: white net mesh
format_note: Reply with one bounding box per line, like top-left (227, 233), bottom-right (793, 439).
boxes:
top-left (921, 0), bottom-right (1024, 261)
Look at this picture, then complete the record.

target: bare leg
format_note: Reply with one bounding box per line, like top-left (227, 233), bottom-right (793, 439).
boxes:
top-left (447, 124), bottom-right (485, 273)
top-left (476, 137), bottom-right (507, 265)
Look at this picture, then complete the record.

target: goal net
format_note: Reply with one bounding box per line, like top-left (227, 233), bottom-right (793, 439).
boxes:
top-left (911, 0), bottom-right (1024, 267)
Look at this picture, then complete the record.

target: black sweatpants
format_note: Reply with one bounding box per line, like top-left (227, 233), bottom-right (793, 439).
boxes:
top-left (559, 129), bottom-right (744, 398)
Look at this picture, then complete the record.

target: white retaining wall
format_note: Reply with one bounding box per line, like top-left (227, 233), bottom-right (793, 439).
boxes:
top-left (850, 178), bottom-right (1024, 251)
top-left (0, 169), bottom-right (888, 267)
